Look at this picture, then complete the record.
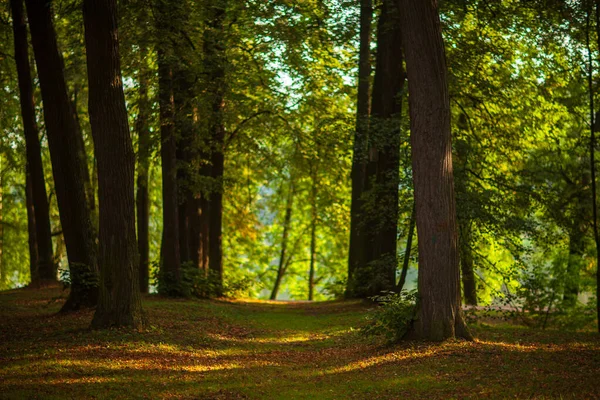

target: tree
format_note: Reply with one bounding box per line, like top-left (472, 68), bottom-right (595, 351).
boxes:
top-left (25, 0), bottom-right (99, 310)
top-left (204, 0), bottom-right (228, 294)
top-left (83, 0), bottom-right (144, 328)
top-left (10, 0), bottom-right (55, 285)
top-left (399, 0), bottom-right (471, 341)
top-left (347, 0), bottom-right (405, 298)
top-left (347, 0), bottom-right (372, 297)
top-left (155, 0), bottom-right (182, 295)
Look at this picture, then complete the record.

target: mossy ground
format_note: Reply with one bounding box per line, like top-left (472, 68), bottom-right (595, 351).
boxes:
top-left (1, 286), bottom-right (599, 399)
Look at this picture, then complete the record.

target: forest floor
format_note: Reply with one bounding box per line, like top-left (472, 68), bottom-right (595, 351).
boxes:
top-left (1, 286), bottom-right (600, 399)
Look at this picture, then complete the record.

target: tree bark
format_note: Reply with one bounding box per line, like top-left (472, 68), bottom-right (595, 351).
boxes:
top-left (204, 0), bottom-right (228, 294)
top-left (11, 0), bottom-right (55, 285)
top-left (136, 45), bottom-right (151, 294)
top-left (592, 0), bottom-right (600, 334)
top-left (270, 181), bottom-right (295, 300)
top-left (399, 0), bottom-right (471, 341)
top-left (156, 0), bottom-right (182, 295)
top-left (25, 0), bottom-right (99, 311)
top-left (347, 0), bottom-right (372, 297)
top-left (84, 0), bottom-right (144, 329)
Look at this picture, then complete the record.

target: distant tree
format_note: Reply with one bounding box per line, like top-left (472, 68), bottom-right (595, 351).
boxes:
top-left (25, 0), bottom-right (99, 310)
top-left (83, 0), bottom-right (144, 328)
top-left (10, 0), bottom-right (55, 285)
top-left (399, 0), bottom-right (471, 340)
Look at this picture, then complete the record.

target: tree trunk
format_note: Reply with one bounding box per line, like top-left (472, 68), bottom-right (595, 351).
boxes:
top-left (84, 0), bottom-right (144, 329)
top-left (308, 168), bottom-right (318, 301)
top-left (399, 0), bottom-right (471, 341)
top-left (204, 0), bottom-right (227, 295)
top-left (11, 0), bottom-right (55, 284)
top-left (136, 45), bottom-right (151, 294)
top-left (156, 0), bottom-right (182, 295)
top-left (25, 167), bottom-right (39, 286)
top-left (347, 0), bottom-right (372, 297)
top-left (270, 181), bottom-right (295, 300)
top-left (349, 0), bottom-right (405, 298)
top-left (397, 201), bottom-right (415, 292)
top-left (459, 221), bottom-right (477, 306)
top-left (25, 0), bottom-right (99, 311)
top-left (592, 0), bottom-right (600, 334)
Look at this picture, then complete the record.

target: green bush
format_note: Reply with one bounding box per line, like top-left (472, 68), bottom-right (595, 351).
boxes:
top-left (361, 290), bottom-right (417, 343)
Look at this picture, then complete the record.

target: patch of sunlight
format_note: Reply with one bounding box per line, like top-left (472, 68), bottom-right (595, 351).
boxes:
top-left (206, 332), bottom-right (327, 344)
top-left (323, 349), bottom-right (440, 375)
top-left (5, 376), bottom-right (115, 386)
top-left (474, 340), bottom-right (548, 351)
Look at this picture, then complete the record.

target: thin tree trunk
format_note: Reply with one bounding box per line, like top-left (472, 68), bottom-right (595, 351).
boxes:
top-left (459, 221), bottom-right (477, 306)
top-left (347, 0), bottom-right (372, 297)
top-left (397, 201), bottom-right (415, 292)
top-left (204, 0), bottom-right (227, 294)
top-left (270, 181), bottom-right (295, 300)
top-left (25, 167), bottom-right (39, 286)
top-left (399, 0), bottom-right (471, 341)
top-left (308, 168), bottom-right (318, 301)
top-left (11, 0), bottom-right (55, 284)
top-left (25, 0), bottom-right (99, 311)
top-left (84, 0), bottom-right (144, 329)
top-left (136, 45), bottom-right (151, 294)
top-left (590, 0), bottom-right (600, 332)
top-left (156, 0), bottom-right (182, 295)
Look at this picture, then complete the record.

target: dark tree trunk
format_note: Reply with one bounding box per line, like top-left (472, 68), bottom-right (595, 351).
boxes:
top-left (270, 181), bottom-right (295, 300)
top-left (25, 0), bottom-right (99, 311)
top-left (84, 0), bottom-right (144, 329)
top-left (156, 0), bottom-right (182, 295)
top-left (399, 0), bottom-right (471, 341)
top-left (204, 0), bottom-right (227, 294)
top-left (11, 0), bottom-right (55, 285)
top-left (349, 0), bottom-right (405, 298)
top-left (397, 201), bottom-right (415, 292)
top-left (592, 0), bottom-right (600, 334)
top-left (347, 0), bottom-right (372, 297)
top-left (308, 168), bottom-right (318, 301)
top-left (459, 221), bottom-right (477, 306)
top-left (136, 45), bottom-right (151, 294)
top-left (25, 167), bottom-right (39, 286)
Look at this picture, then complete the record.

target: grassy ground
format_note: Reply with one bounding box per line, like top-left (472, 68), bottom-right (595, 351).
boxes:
top-left (1, 286), bottom-right (599, 399)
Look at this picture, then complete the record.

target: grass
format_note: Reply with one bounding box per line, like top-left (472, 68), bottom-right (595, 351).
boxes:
top-left (1, 286), bottom-right (599, 399)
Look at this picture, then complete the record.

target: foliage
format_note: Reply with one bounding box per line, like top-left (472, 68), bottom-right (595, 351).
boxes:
top-left (361, 290), bottom-right (417, 343)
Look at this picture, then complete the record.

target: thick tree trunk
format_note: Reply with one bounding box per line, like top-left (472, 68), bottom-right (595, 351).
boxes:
top-left (156, 0), bottom-right (182, 295)
top-left (11, 0), bottom-right (55, 285)
top-left (84, 0), bottom-right (144, 329)
top-left (204, 0), bottom-right (227, 294)
top-left (347, 0), bottom-right (372, 297)
top-left (270, 182), bottom-right (295, 300)
top-left (25, 0), bottom-right (99, 311)
top-left (592, 0), bottom-right (600, 334)
top-left (349, 0), bottom-right (405, 298)
top-left (136, 46), bottom-right (151, 294)
top-left (399, 0), bottom-right (471, 341)
top-left (397, 201), bottom-right (415, 292)
top-left (459, 221), bottom-right (477, 306)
